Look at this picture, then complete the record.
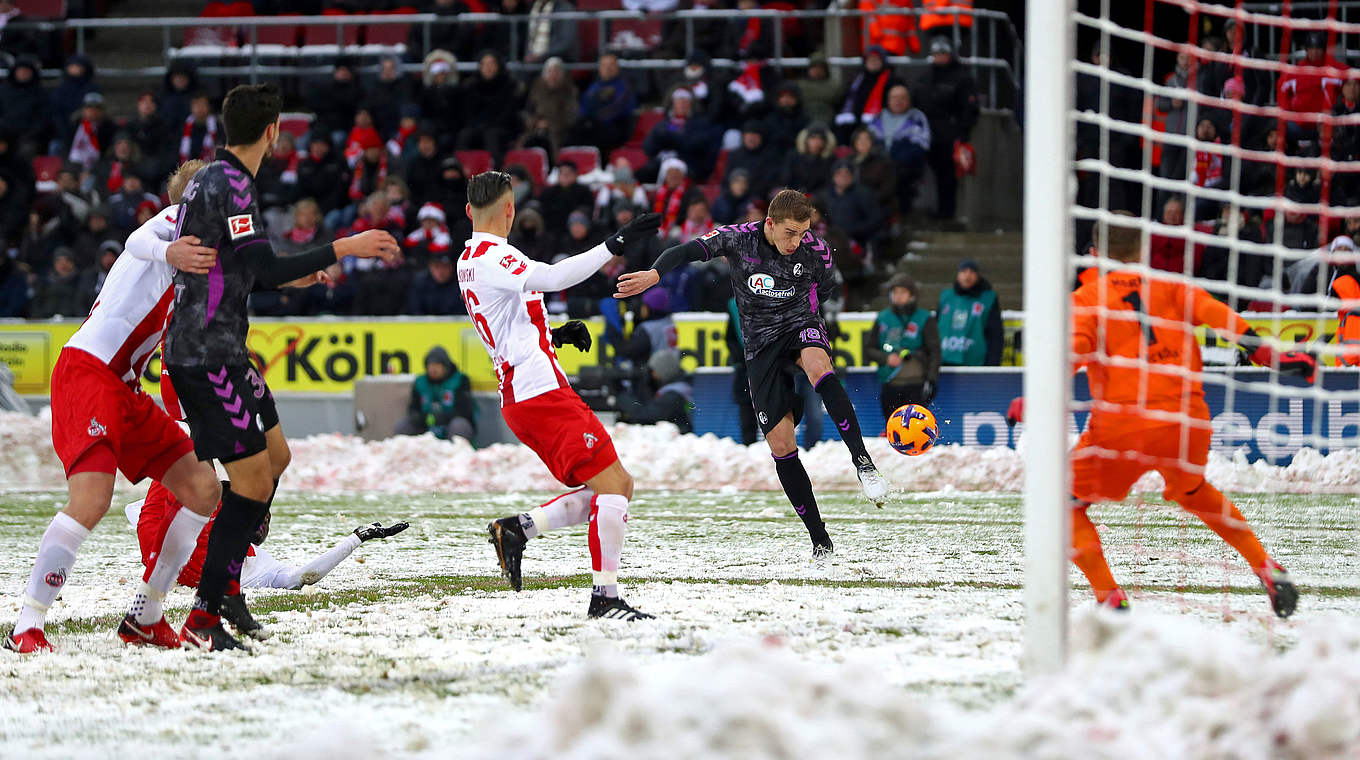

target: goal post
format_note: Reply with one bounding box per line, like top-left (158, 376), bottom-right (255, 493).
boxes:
top-left (1022, 0), bottom-right (1076, 675)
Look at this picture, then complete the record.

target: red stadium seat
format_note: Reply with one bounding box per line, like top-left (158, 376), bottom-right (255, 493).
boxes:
top-left (223, 1), bottom-right (253, 15)
top-left (304, 12), bottom-right (361, 46)
top-left (255, 15), bottom-right (300, 46)
top-left (201, 1), bottom-right (230, 17)
top-left (558, 145), bottom-right (601, 175)
top-left (608, 146), bottom-right (647, 172)
top-left (607, 17), bottom-right (662, 50)
top-left (456, 150), bottom-right (493, 176)
top-left (630, 108), bottom-right (663, 147)
top-left (365, 22), bottom-right (411, 45)
top-left (16, 0), bottom-right (66, 18)
top-left (32, 155), bottom-right (62, 193)
top-left (504, 147), bottom-right (549, 188)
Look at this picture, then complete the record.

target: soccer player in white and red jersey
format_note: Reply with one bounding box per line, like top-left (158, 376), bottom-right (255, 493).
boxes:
top-left (465, 171), bottom-right (661, 621)
top-left (6, 161), bottom-right (225, 653)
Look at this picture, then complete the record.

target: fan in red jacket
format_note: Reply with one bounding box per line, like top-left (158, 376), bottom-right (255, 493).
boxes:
top-left (1277, 32), bottom-right (1349, 135)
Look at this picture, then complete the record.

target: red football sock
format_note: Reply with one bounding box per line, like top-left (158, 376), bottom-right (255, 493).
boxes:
top-left (1072, 506), bottom-right (1121, 602)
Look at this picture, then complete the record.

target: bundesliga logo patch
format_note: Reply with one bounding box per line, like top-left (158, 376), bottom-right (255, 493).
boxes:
top-left (701, 229), bottom-right (721, 240)
top-left (228, 214), bottom-right (255, 240)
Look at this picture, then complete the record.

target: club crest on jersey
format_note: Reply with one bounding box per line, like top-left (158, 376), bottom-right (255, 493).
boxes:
top-left (747, 273), bottom-right (794, 299)
top-left (87, 417), bottom-right (106, 437)
top-left (583, 432), bottom-right (597, 449)
top-left (793, 262), bottom-right (803, 276)
top-left (228, 214), bottom-right (254, 240)
top-left (758, 411), bottom-right (768, 425)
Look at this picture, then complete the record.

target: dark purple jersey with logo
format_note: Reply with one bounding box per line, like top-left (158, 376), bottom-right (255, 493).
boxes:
top-left (695, 222), bottom-right (837, 360)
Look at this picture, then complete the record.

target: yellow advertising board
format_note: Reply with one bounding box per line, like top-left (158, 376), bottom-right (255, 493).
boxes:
top-left (0, 313), bottom-right (1340, 396)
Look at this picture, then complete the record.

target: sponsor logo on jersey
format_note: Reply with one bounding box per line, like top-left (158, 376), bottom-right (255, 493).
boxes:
top-left (583, 432), bottom-right (597, 449)
top-left (228, 214), bottom-right (255, 240)
top-left (747, 273), bottom-right (794, 299)
top-left (701, 228), bottom-right (721, 240)
top-left (87, 417), bottom-right (106, 437)
top-left (44, 569), bottom-right (66, 588)
top-left (793, 263), bottom-right (803, 276)
top-left (499, 255), bottom-right (528, 275)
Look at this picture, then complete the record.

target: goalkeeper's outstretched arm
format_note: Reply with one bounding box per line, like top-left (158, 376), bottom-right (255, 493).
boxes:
top-left (244, 522), bottom-right (410, 590)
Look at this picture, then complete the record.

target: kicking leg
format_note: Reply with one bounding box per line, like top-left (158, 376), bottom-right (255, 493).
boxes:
top-left (1173, 478), bottom-right (1295, 617)
top-left (767, 413), bottom-right (833, 556)
top-left (799, 347), bottom-right (887, 506)
top-left (487, 489), bottom-right (595, 592)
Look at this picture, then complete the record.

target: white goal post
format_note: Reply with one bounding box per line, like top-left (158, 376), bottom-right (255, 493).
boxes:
top-left (1022, 0), bottom-right (1076, 675)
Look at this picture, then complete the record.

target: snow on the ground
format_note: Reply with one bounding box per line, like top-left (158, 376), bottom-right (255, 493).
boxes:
top-left (477, 611), bottom-right (1360, 760)
top-left (2, 410), bottom-right (1357, 493)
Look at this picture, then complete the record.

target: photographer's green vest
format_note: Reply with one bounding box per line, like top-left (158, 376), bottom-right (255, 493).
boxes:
top-left (874, 307), bottom-right (932, 383)
top-left (937, 288), bottom-right (996, 366)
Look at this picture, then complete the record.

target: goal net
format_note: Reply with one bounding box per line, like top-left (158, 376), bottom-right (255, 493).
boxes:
top-left (1023, 0), bottom-right (1360, 672)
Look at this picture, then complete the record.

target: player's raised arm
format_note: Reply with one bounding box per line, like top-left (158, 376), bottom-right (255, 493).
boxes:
top-left (522, 211), bottom-right (662, 293)
top-left (1189, 288), bottom-right (1318, 382)
top-left (614, 235), bottom-right (710, 298)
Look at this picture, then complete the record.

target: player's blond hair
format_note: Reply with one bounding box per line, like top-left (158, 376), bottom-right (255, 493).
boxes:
top-left (167, 160), bottom-right (208, 205)
top-left (1100, 210), bottom-right (1143, 263)
top-left (767, 189), bottom-right (814, 225)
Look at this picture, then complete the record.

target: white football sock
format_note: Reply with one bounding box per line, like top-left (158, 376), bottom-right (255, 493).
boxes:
top-left (525, 488), bottom-right (594, 538)
top-left (589, 494), bottom-right (628, 598)
top-left (133, 507), bottom-right (209, 624)
top-left (15, 512), bottom-right (90, 634)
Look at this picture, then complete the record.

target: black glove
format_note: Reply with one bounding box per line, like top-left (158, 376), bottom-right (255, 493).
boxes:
top-left (551, 320), bottom-right (593, 352)
top-left (604, 212), bottom-right (662, 255)
top-left (920, 378), bottom-right (936, 404)
top-left (355, 521), bottom-right (410, 542)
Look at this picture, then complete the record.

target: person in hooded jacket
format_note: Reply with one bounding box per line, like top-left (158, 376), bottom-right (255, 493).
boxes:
top-left (619, 287), bottom-right (679, 366)
top-left (456, 51), bottom-right (524, 162)
top-left (712, 168), bottom-right (753, 225)
top-left (419, 52), bottom-right (463, 151)
top-left (308, 60), bottom-right (365, 147)
top-left (50, 55), bottom-right (98, 145)
top-left (937, 259), bottom-right (1002, 366)
top-left (298, 134), bottom-right (351, 217)
top-left (618, 349), bottom-right (694, 434)
top-left (159, 62), bottom-right (199, 130)
top-left (780, 123), bottom-right (836, 195)
top-left (760, 82), bottom-right (810, 155)
top-left (724, 120), bottom-right (781, 196)
top-left (395, 347), bottom-right (477, 442)
top-left (0, 56), bottom-right (52, 156)
top-left (865, 273), bottom-right (940, 421)
top-left (849, 127), bottom-right (898, 223)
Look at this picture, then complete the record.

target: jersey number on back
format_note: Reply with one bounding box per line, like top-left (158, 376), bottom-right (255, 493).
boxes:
top-left (463, 289), bottom-right (496, 349)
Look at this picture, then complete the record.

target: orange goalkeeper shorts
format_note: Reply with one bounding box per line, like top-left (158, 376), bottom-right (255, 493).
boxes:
top-left (1071, 410), bottom-right (1213, 503)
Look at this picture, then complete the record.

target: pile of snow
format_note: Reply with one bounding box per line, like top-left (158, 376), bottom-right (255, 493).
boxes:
top-left (3, 410), bottom-right (1358, 493)
top-left (482, 613), bottom-right (1360, 760)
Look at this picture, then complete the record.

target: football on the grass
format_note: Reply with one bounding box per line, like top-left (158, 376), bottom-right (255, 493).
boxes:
top-left (886, 404), bottom-right (939, 456)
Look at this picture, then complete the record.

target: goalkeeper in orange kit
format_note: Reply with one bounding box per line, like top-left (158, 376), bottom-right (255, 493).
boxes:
top-left (1011, 214), bottom-right (1316, 618)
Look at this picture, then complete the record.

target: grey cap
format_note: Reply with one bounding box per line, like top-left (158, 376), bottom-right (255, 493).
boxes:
top-left (647, 349), bottom-right (684, 385)
top-left (83, 92), bottom-right (104, 107)
top-left (929, 36), bottom-right (953, 55)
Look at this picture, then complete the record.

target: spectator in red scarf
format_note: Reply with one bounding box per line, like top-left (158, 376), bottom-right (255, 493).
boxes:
top-left (653, 157), bottom-right (692, 235)
top-left (178, 92), bottom-right (217, 163)
top-left (1190, 117), bottom-right (1224, 222)
top-left (93, 134), bottom-right (145, 200)
top-left (347, 126), bottom-right (388, 208)
top-left (833, 46), bottom-right (898, 143)
top-left (107, 171), bottom-right (159, 234)
top-left (65, 93), bottom-right (114, 170)
top-left (403, 203), bottom-right (454, 269)
top-left (347, 192), bottom-right (410, 315)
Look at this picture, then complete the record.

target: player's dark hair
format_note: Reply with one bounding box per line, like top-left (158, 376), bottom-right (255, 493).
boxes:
top-left (1100, 210), bottom-right (1143, 262)
top-left (222, 83), bottom-right (282, 147)
top-left (467, 170), bottom-right (514, 209)
top-left (767, 189), bottom-right (814, 225)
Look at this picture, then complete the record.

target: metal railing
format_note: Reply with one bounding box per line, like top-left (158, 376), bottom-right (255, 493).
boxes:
top-left (3, 8), bottom-right (1021, 109)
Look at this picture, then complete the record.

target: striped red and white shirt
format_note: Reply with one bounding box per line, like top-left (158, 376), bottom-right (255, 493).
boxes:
top-left (456, 232), bottom-right (568, 406)
top-left (65, 207), bottom-right (178, 387)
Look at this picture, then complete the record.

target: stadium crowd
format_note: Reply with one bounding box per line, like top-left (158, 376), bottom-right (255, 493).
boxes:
top-left (1090, 24), bottom-right (1360, 310)
top-left (0, 0), bottom-right (985, 320)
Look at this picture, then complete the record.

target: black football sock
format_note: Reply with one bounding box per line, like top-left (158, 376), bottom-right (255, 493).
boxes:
top-left (773, 452), bottom-right (828, 543)
top-left (814, 371), bottom-right (873, 468)
top-left (193, 486), bottom-right (269, 617)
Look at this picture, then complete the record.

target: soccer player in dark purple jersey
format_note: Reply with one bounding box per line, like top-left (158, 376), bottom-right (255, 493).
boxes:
top-left (163, 83), bottom-right (400, 650)
top-left (616, 190), bottom-right (889, 557)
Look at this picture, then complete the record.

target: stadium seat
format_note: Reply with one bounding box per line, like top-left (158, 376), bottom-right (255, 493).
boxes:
top-left (630, 108), bottom-right (663, 147)
top-left (254, 16), bottom-right (300, 46)
top-left (303, 12), bottom-right (361, 46)
top-left (607, 17), bottom-right (662, 51)
top-left (608, 146), bottom-right (647, 172)
top-left (558, 145), bottom-right (601, 175)
top-left (455, 150), bottom-right (493, 176)
top-left (32, 155), bottom-right (62, 194)
top-left (279, 112), bottom-right (313, 138)
top-left (504, 147), bottom-right (549, 188)
top-left (15, 0), bottom-right (66, 18)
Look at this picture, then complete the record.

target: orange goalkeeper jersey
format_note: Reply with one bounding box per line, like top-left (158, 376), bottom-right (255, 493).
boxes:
top-left (1072, 269), bottom-right (1250, 418)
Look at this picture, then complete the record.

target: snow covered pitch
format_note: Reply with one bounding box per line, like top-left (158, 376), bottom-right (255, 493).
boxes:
top-left (1, 416), bottom-right (1358, 757)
